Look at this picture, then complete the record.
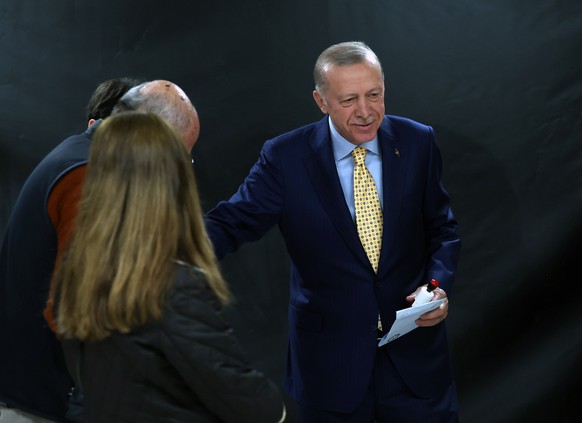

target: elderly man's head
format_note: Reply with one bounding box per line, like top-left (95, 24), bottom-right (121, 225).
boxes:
top-left (113, 80), bottom-right (200, 152)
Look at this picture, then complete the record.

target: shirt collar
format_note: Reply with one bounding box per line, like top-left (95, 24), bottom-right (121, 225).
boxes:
top-left (328, 117), bottom-right (380, 162)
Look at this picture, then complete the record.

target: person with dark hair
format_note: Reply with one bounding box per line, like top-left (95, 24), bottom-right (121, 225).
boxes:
top-left (0, 78), bottom-right (199, 422)
top-left (85, 77), bottom-right (144, 123)
top-left (54, 112), bottom-right (285, 423)
top-left (0, 77), bottom-right (140, 423)
top-left (42, 79), bottom-right (201, 330)
top-left (205, 41), bottom-right (462, 422)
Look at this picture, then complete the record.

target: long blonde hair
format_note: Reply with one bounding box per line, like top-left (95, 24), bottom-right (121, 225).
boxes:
top-left (55, 112), bottom-right (230, 341)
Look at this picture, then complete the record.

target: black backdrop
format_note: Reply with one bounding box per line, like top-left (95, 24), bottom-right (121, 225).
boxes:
top-left (1, 1), bottom-right (581, 421)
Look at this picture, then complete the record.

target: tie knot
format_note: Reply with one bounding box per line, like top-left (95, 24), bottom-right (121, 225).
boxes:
top-left (351, 146), bottom-right (367, 166)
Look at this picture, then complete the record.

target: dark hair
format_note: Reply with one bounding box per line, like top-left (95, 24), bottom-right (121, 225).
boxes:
top-left (86, 77), bottom-right (144, 121)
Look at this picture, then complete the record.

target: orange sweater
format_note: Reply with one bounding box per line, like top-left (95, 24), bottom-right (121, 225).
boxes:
top-left (43, 165), bottom-right (87, 333)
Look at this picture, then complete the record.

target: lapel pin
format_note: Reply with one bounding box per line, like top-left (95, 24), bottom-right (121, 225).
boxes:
top-left (394, 148), bottom-right (400, 157)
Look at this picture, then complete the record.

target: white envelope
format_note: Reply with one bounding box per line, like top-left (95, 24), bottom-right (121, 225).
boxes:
top-left (378, 298), bottom-right (446, 347)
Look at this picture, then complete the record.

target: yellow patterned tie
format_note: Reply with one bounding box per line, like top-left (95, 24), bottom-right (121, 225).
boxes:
top-left (352, 146), bottom-right (383, 273)
top-left (352, 146), bottom-right (384, 333)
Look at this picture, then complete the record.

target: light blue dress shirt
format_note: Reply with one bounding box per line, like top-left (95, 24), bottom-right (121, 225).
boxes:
top-left (328, 118), bottom-right (384, 220)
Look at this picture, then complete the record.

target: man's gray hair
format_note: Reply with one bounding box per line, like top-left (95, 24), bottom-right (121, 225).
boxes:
top-left (314, 41), bottom-right (384, 95)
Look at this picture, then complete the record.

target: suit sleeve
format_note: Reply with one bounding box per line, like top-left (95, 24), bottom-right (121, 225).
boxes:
top-left (422, 127), bottom-right (461, 296)
top-left (205, 140), bottom-right (283, 259)
top-left (159, 278), bottom-right (285, 423)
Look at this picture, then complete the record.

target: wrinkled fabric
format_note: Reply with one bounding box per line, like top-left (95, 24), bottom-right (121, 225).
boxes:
top-left (64, 263), bottom-right (284, 423)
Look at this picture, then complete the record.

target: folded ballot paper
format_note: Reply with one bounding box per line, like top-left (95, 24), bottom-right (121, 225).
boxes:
top-left (378, 298), bottom-right (447, 347)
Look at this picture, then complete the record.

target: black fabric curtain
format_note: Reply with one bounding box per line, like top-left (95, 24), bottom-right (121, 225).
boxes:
top-left (1, 1), bottom-right (581, 421)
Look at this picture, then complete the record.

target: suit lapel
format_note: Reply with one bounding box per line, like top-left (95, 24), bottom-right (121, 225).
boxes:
top-left (303, 117), bottom-right (370, 266)
top-left (377, 117), bottom-right (405, 273)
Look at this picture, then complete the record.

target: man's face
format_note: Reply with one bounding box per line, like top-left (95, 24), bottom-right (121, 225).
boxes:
top-left (313, 60), bottom-right (385, 145)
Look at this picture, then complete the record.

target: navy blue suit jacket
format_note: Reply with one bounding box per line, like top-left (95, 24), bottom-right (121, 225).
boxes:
top-left (205, 115), bottom-right (461, 413)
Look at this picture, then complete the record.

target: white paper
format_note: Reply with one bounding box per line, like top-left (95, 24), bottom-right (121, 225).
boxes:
top-left (377, 298), bottom-right (446, 347)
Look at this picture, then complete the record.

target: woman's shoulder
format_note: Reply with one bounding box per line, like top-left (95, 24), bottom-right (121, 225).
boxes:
top-left (170, 261), bottom-right (221, 310)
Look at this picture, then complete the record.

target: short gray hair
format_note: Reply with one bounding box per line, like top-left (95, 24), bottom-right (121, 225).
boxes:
top-left (314, 41), bottom-right (384, 95)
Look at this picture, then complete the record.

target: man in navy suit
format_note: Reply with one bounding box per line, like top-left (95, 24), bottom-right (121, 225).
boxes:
top-left (205, 41), bottom-right (461, 422)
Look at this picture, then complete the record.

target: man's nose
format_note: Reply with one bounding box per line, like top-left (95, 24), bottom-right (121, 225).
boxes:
top-left (354, 97), bottom-right (371, 117)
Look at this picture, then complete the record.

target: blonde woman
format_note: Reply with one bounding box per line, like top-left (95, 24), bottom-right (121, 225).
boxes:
top-left (53, 112), bottom-right (285, 423)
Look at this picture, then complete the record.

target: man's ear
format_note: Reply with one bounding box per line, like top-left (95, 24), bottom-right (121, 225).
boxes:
top-left (87, 119), bottom-right (96, 128)
top-left (312, 90), bottom-right (328, 114)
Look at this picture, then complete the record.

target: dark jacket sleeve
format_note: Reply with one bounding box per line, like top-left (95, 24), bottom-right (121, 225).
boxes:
top-left (159, 267), bottom-right (285, 423)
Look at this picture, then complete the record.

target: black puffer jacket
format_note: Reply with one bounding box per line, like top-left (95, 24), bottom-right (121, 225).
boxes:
top-left (73, 263), bottom-right (285, 423)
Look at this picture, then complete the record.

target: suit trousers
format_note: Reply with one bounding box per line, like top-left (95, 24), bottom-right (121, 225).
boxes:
top-left (297, 347), bottom-right (459, 423)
